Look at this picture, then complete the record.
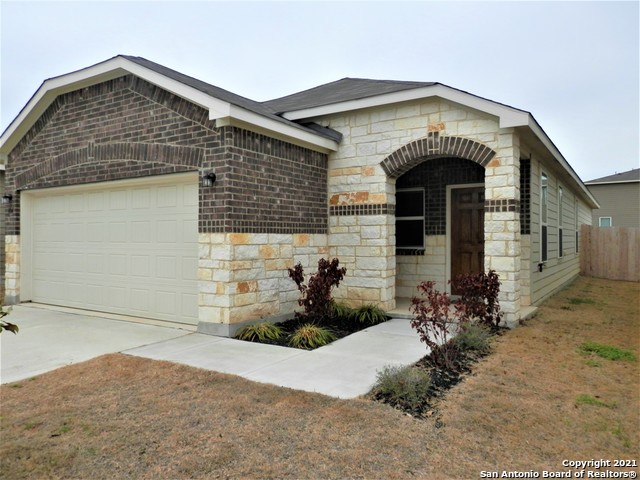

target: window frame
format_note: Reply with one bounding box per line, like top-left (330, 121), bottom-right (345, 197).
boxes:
top-left (396, 187), bottom-right (425, 250)
top-left (574, 197), bottom-right (579, 254)
top-left (598, 217), bottom-right (612, 227)
top-left (558, 185), bottom-right (564, 258)
top-left (540, 172), bottom-right (548, 262)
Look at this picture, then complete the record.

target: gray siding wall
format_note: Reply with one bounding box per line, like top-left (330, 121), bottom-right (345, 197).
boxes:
top-left (588, 183), bottom-right (640, 228)
top-left (524, 147), bottom-right (592, 306)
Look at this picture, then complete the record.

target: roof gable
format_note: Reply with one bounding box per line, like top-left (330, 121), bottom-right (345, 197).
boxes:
top-left (0, 55), bottom-right (340, 156)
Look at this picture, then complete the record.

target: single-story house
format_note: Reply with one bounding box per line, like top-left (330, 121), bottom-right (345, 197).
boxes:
top-left (0, 55), bottom-right (598, 334)
top-left (585, 169), bottom-right (639, 228)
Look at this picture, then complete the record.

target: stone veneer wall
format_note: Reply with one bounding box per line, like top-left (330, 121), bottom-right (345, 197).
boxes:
top-left (396, 236), bottom-right (446, 297)
top-left (197, 232), bottom-right (329, 336)
top-left (316, 99), bottom-right (523, 325)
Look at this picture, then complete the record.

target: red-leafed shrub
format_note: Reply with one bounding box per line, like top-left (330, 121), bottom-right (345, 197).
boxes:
top-left (410, 281), bottom-right (464, 370)
top-left (288, 258), bottom-right (346, 323)
top-left (410, 271), bottom-right (503, 370)
top-left (452, 269), bottom-right (503, 328)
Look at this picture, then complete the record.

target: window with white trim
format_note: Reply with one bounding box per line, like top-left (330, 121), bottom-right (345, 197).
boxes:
top-left (575, 197), bottom-right (579, 254)
top-left (396, 188), bottom-right (425, 249)
top-left (558, 186), bottom-right (564, 258)
top-left (541, 173), bottom-right (548, 262)
top-left (599, 217), bottom-right (612, 227)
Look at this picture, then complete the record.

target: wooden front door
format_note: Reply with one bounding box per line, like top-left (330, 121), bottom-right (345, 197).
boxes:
top-left (451, 186), bottom-right (484, 294)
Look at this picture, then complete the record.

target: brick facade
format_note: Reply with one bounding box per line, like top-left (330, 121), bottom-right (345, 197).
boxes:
top-left (4, 75), bottom-right (329, 328)
top-left (5, 76), bottom-right (328, 237)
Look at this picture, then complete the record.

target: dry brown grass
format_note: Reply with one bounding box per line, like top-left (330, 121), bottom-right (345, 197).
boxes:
top-left (1, 276), bottom-right (638, 479)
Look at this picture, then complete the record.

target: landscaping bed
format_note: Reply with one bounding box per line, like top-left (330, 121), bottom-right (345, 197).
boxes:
top-left (235, 258), bottom-right (389, 350)
top-left (234, 304), bottom-right (389, 349)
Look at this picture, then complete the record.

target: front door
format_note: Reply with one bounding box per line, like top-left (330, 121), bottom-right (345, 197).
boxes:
top-left (451, 186), bottom-right (484, 294)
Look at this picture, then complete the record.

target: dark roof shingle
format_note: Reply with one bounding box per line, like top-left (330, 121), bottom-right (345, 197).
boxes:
top-left (585, 168), bottom-right (640, 184)
top-left (263, 77), bottom-right (437, 113)
top-left (121, 55), bottom-right (340, 141)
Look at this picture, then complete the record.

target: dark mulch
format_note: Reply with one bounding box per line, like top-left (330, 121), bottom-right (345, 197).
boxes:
top-left (241, 314), bottom-right (390, 349)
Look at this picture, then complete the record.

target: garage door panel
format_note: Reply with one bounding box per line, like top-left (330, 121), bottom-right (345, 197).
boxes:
top-left (157, 185), bottom-right (178, 207)
top-left (109, 190), bottom-right (127, 210)
top-left (30, 177), bottom-right (199, 325)
top-left (182, 293), bottom-right (198, 317)
top-left (87, 192), bottom-right (105, 211)
top-left (182, 257), bottom-right (198, 281)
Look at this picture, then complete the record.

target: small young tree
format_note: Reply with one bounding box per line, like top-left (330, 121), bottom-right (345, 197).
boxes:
top-left (410, 271), bottom-right (503, 369)
top-left (288, 258), bottom-right (346, 323)
top-left (410, 281), bottom-right (464, 370)
top-left (0, 307), bottom-right (18, 334)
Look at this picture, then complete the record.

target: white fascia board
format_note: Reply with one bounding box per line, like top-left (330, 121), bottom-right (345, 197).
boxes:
top-left (281, 84), bottom-right (530, 128)
top-left (215, 104), bottom-right (338, 152)
top-left (1, 56), bottom-right (334, 155)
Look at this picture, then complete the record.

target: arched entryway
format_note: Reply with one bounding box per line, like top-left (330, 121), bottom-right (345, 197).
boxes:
top-left (395, 157), bottom-right (486, 297)
top-left (381, 132), bottom-right (496, 299)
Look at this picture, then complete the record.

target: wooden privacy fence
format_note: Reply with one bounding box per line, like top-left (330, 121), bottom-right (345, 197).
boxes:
top-left (580, 225), bottom-right (640, 282)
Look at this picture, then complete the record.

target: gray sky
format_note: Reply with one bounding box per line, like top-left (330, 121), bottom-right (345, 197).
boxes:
top-left (1, 1), bottom-right (638, 182)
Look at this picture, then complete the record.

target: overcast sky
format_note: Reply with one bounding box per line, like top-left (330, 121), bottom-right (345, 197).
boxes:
top-left (1, 1), bottom-right (638, 181)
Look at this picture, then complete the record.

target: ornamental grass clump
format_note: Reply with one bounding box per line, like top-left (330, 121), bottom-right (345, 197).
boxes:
top-left (288, 324), bottom-right (336, 350)
top-left (331, 301), bottom-right (356, 320)
top-left (235, 322), bottom-right (283, 343)
top-left (353, 304), bottom-right (387, 325)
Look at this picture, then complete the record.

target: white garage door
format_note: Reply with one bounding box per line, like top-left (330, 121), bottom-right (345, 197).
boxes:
top-left (27, 174), bottom-right (199, 325)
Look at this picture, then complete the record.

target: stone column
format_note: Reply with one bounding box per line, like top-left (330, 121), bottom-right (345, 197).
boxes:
top-left (484, 129), bottom-right (521, 327)
top-left (4, 235), bottom-right (20, 304)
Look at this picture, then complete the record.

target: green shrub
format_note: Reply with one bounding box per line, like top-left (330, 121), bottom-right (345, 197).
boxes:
top-left (455, 323), bottom-right (492, 353)
top-left (235, 322), bottom-right (283, 343)
top-left (288, 324), bottom-right (336, 349)
top-left (578, 341), bottom-right (636, 361)
top-left (331, 301), bottom-right (355, 319)
top-left (371, 365), bottom-right (431, 412)
top-left (353, 304), bottom-right (387, 325)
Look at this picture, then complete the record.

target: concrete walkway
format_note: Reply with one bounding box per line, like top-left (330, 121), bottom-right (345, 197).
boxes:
top-left (1, 305), bottom-right (427, 399)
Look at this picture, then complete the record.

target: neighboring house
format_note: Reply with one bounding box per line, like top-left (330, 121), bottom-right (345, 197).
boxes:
top-left (0, 56), bottom-right (598, 333)
top-left (585, 169), bottom-right (640, 228)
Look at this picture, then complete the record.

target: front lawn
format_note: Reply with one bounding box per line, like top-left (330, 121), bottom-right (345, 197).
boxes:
top-left (1, 276), bottom-right (638, 479)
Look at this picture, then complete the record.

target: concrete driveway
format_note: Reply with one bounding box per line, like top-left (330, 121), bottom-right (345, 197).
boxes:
top-left (1, 304), bottom-right (427, 399)
top-left (0, 305), bottom-right (191, 384)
